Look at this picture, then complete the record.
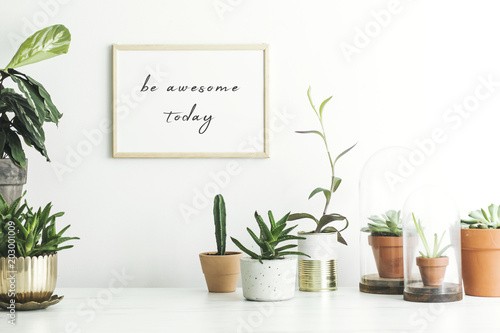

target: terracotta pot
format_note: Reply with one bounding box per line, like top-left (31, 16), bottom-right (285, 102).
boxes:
top-left (416, 256), bottom-right (449, 287)
top-left (199, 251), bottom-right (242, 293)
top-left (461, 229), bottom-right (500, 296)
top-left (368, 236), bottom-right (404, 278)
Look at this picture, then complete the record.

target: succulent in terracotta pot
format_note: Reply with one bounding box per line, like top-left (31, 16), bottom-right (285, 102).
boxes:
top-left (362, 210), bottom-right (403, 278)
top-left (461, 204), bottom-right (500, 296)
top-left (412, 213), bottom-right (451, 287)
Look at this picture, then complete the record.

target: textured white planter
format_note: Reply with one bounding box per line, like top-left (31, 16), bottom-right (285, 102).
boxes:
top-left (240, 257), bottom-right (297, 301)
top-left (298, 233), bottom-right (338, 291)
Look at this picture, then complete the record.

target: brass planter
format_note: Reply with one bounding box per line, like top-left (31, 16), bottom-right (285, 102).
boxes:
top-left (0, 253), bottom-right (57, 303)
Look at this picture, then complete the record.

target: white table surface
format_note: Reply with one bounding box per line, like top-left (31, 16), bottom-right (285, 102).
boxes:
top-left (1, 287), bottom-right (499, 333)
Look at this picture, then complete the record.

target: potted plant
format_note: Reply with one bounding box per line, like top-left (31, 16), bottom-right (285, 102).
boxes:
top-left (199, 194), bottom-right (243, 293)
top-left (288, 87), bottom-right (356, 291)
top-left (0, 24), bottom-right (70, 204)
top-left (231, 211), bottom-right (309, 301)
top-left (461, 204), bottom-right (500, 296)
top-left (412, 213), bottom-right (451, 287)
top-left (0, 192), bottom-right (78, 310)
top-left (361, 210), bottom-right (403, 278)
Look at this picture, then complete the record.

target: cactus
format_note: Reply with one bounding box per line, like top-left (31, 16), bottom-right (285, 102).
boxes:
top-left (213, 194), bottom-right (226, 255)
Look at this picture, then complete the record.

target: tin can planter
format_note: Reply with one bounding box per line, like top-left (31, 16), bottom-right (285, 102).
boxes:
top-left (461, 229), bottom-right (500, 296)
top-left (240, 257), bottom-right (297, 301)
top-left (416, 256), bottom-right (449, 287)
top-left (298, 233), bottom-right (338, 292)
top-left (199, 251), bottom-right (243, 293)
top-left (0, 253), bottom-right (57, 303)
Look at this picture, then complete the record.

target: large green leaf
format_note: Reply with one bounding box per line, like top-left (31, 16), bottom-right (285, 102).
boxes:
top-left (5, 24), bottom-right (71, 70)
top-left (4, 128), bottom-right (26, 168)
top-left (308, 187), bottom-right (331, 201)
top-left (9, 74), bottom-right (46, 123)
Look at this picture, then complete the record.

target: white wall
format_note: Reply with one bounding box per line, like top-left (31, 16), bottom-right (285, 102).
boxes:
top-left (2, 0), bottom-right (500, 288)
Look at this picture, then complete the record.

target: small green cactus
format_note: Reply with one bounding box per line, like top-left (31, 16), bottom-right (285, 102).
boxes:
top-left (213, 194), bottom-right (226, 255)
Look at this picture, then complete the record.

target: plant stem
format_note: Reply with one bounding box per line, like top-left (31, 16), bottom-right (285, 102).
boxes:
top-left (317, 116), bottom-right (335, 217)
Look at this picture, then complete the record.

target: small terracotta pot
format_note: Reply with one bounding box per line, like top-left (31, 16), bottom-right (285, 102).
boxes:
top-left (199, 252), bottom-right (243, 293)
top-left (416, 256), bottom-right (449, 287)
top-left (368, 236), bottom-right (404, 278)
top-left (461, 229), bottom-right (500, 297)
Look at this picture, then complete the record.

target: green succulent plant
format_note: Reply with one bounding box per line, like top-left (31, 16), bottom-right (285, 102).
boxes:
top-left (361, 210), bottom-right (402, 237)
top-left (412, 213), bottom-right (451, 259)
top-left (0, 192), bottom-right (78, 257)
top-left (289, 87), bottom-right (356, 245)
top-left (0, 24), bottom-right (71, 168)
top-left (461, 204), bottom-right (500, 229)
top-left (213, 194), bottom-right (226, 255)
top-left (231, 211), bottom-right (310, 263)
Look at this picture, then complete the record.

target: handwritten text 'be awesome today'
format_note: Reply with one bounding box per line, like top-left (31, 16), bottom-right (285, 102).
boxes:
top-left (140, 74), bottom-right (239, 134)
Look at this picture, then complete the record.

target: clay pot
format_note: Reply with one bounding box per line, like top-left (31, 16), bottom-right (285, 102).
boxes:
top-left (368, 236), bottom-right (404, 278)
top-left (416, 256), bottom-right (449, 287)
top-left (461, 229), bottom-right (500, 296)
top-left (199, 252), bottom-right (242, 293)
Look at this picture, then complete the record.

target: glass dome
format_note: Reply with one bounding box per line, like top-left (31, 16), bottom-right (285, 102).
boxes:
top-left (359, 147), bottom-right (417, 294)
top-left (402, 186), bottom-right (463, 302)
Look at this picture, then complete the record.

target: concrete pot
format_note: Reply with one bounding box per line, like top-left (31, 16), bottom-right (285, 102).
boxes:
top-left (0, 253), bottom-right (57, 303)
top-left (240, 257), bottom-right (297, 301)
top-left (0, 159), bottom-right (27, 205)
top-left (199, 251), bottom-right (243, 292)
top-left (461, 229), bottom-right (500, 296)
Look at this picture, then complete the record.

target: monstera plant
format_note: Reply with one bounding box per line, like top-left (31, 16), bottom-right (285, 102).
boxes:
top-left (0, 24), bottom-right (71, 168)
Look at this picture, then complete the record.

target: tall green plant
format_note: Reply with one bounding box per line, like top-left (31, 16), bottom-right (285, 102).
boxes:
top-left (213, 194), bottom-right (226, 255)
top-left (231, 211), bottom-right (309, 263)
top-left (289, 87), bottom-right (356, 245)
top-left (0, 192), bottom-right (78, 257)
top-left (412, 213), bottom-right (451, 259)
top-left (0, 24), bottom-right (71, 168)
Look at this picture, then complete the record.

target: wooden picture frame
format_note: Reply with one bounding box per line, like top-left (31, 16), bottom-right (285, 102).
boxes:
top-left (112, 44), bottom-right (269, 158)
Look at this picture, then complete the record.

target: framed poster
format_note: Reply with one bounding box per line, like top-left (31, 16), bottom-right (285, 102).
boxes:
top-left (112, 44), bottom-right (269, 158)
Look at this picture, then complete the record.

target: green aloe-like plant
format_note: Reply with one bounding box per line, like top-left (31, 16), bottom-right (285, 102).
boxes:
top-left (361, 210), bottom-right (402, 237)
top-left (213, 194), bottom-right (226, 255)
top-left (289, 87), bottom-right (356, 245)
top-left (0, 192), bottom-right (78, 257)
top-left (461, 204), bottom-right (500, 229)
top-left (412, 213), bottom-right (451, 259)
top-left (0, 24), bottom-right (71, 168)
top-left (231, 211), bottom-right (310, 263)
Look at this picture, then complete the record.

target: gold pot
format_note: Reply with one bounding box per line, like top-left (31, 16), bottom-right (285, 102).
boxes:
top-left (0, 253), bottom-right (57, 303)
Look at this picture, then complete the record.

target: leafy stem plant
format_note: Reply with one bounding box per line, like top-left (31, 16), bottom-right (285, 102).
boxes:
top-left (461, 204), bottom-right (500, 229)
top-left (0, 192), bottom-right (78, 257)
top-left (412, 213), bottom-right (451, 259)
top-left (361, 210), bottom-right (402, 237)
top-left (231, 211), bottom-right (310, 263)
top-left (0, 24), bottom-right (71, 168)
top-left (289, 87), bottom-right (356, 245)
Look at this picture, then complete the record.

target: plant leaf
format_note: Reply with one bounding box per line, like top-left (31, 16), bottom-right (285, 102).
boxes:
top-left (288, 213), bottom-right (319, 224)
top-left (319, 96), bottom-right (333, 120)
top-left (295, 130), bottom-right (325, 140)
top-left (308, 187), bottom-right (331, 201)
top-left (230, 237), bottom-right (259, 259)
top-left (332, 177), bottom-right (342, 192)
top-left (333, 142), bottom-right (357, 167)
top-left (6, 25), bottom-right (71, 70)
